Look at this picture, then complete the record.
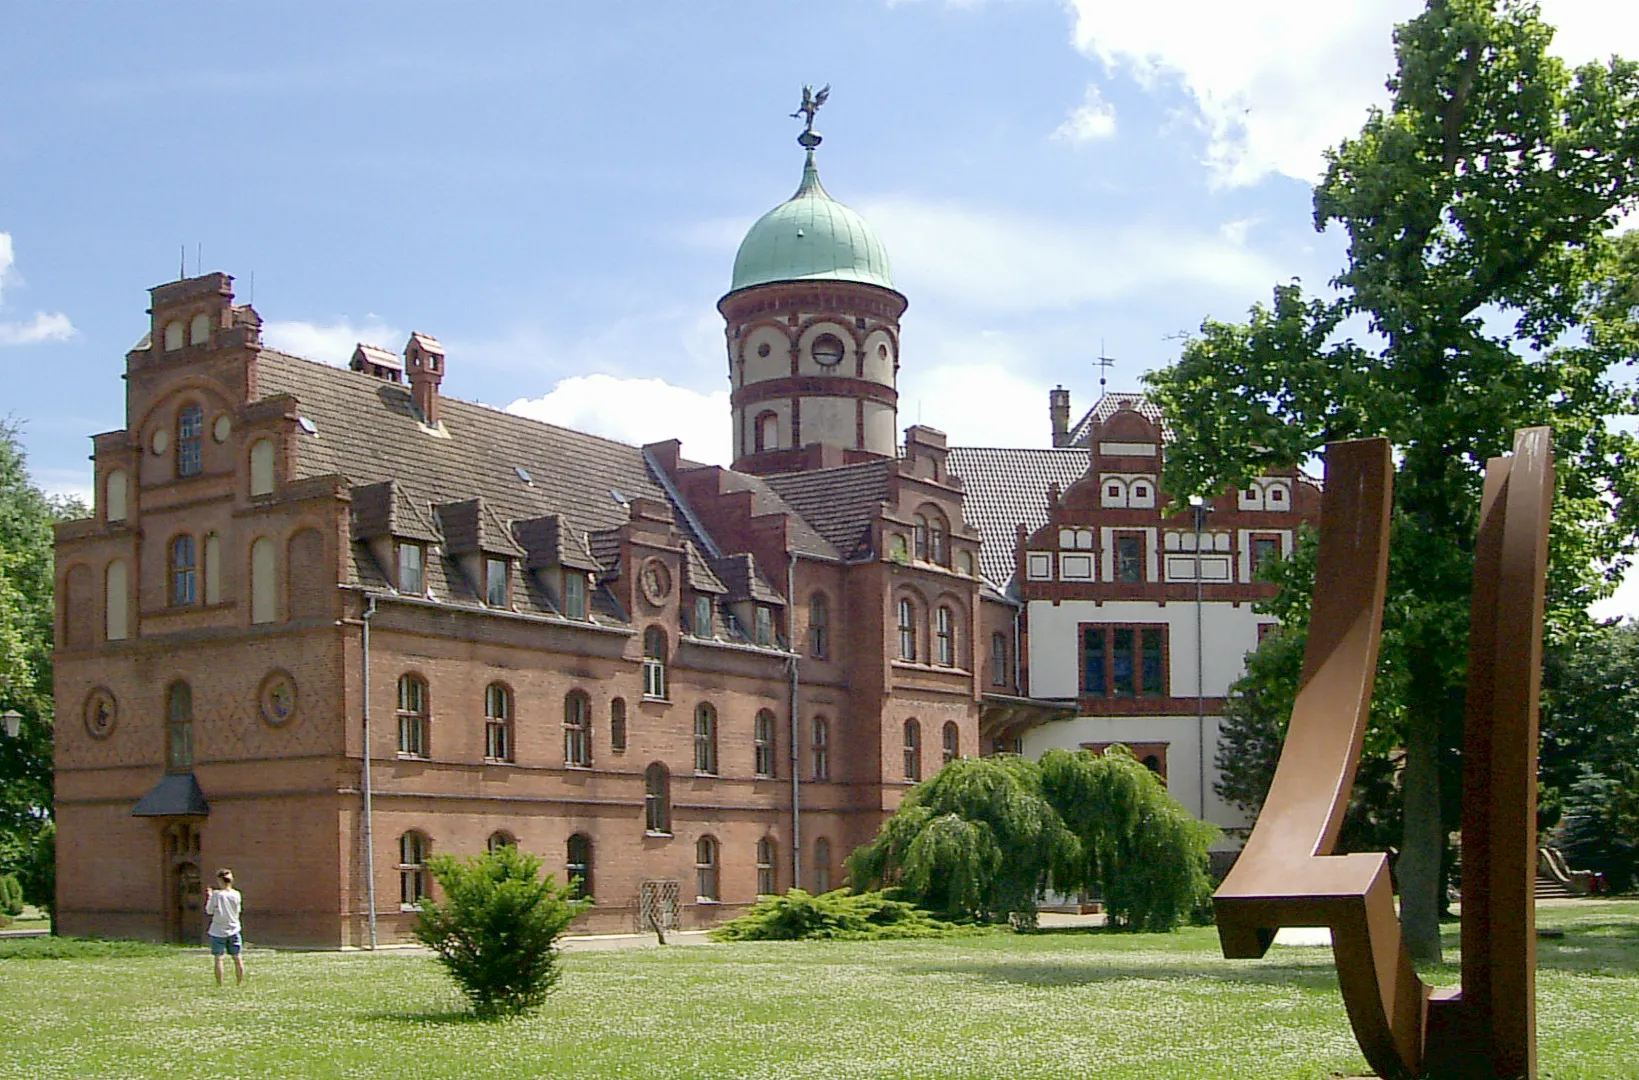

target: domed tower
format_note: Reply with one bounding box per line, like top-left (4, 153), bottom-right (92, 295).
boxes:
top-left (720, 88), bottom-right (907, 476)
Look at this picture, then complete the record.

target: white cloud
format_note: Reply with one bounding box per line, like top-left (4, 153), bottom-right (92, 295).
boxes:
top-left (1064, 0), bottom-right (1639, 187)
top-left (262, 316), bottom-right (405, 366)
top-left (0, 312), bottom-right (76, 347)
top-left (902, 354), bottom-right (1057, 449)
top-left (34, 468), bottom-right (94, 509)
top-left (506, 374), bottom-right (732, 466)
top-left (860, 196), bottom-right (1280, 312)
top-left (1053, 83), bottom-right (1117, 143)
top-left (0, 232), bottom-right (77, 346)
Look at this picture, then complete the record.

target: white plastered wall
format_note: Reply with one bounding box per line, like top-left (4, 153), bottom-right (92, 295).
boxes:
top-left (801, 396), bottom-right (856, 449)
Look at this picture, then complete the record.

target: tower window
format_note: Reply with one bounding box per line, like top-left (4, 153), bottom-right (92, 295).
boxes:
top-left (176, 405), bottom-right (204, 478)
top-left (811, 333), bottom-right (845, 367)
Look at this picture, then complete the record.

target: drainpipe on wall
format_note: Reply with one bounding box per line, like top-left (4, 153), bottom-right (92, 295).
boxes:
top-left (361, 594), bottom-right (379, 950)
top-left (786, 553), bottom-right (802, 891)
top-left (1190, 497), bottom-right (1208, 820)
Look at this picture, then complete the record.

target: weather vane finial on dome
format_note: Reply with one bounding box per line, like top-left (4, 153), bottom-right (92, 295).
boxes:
top-left (791, 84), bottom-right (829, 150)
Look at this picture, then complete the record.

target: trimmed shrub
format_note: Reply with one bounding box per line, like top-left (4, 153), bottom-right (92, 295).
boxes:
top-left (413, 845), bottom-right (589, 1018)
top-left (0, 873), bottom-right (23, 917)
top-left (710, 889), bottom-right (971, 941)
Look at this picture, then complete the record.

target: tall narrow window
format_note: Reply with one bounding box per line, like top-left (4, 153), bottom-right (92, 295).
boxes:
top-left (105, 560), bottom-right (128, 641)
top-left (1081, 627), bottom-right (1107, 695)
top-left (486, 557), bottom-right (509, 607)
top-left (642, 627), bottom-right (667, 699)
top-left (903, 719), bottom-right (922, 782)
top-left (566, 834), bottom-right (593, 900)
top-left (397, 541), bottom-right (425, 595)
top-left (248, 439), bottom-right (275, 496)
top-left (176, 405), bottom-right (204, 478)
top-left (163, 320), bottom-right (184, 351)
top-left (644, 763), bottom-right (671, 834)
top-left (203, 533), bottom-right (222, 606)
top-left (563, 570), bottom-right (587, 619)
top-left (250, 536), bottom-right (276, 624)
top-left (754, 709), bottom-right (776, 778)
top-left (610, 697), bottom-right (628, 753)
top-left (897, 598), bottom-right (916, 661)
top-left (170, 535), bottom-right (197, 607)
top-left (1140, 627), bottom-right (1165, 695)
top-left (757, 838), bottom-right (776, 895)
top-left (189, 312), bottom-right (211, 346)
top-left (942, 721), bottom-right (960, 765)
top-left (166, 681), bottom-right (193, 771)
top-left (695, 836), bottom-right (720, 902)
top-left (755, 411), bottom-right (778, 453)
top-left (485, 683), bottom-right (513, 762)
top-left (693, 594), bottom-right (713, 637)
top-left (990, 632), bottom-right (1008, 687)
top-left (1115, 533), bottom-right (1145, 583)
top-left (105, 468), bottom-right (127, 523)
top-left (813, 837), bottom-right (832, 894)
top-left (935, 606), bottom-right (955, 667)
top-left (928, 515), bottom-right (946, 565)
top-left (399, 832), bottom-right (429, 907)
top-left (808, 592), bottom-right (829, 658)
top-left (1112, 628), bottom-right (1136, 695)
top-left (754, 605), bottom-right (774, 647)
top-left (564, 690), bottom-right (592, 768)
top-left (913, 515), bottom-right (930, 561)
top-left (812, 716), bottom-right (830, 781)
top-left (694, 702), bottom-right (718, 775)
top-left (397, 674), bottom-right (429, 758)
top-left (1250, 535), bottom-right (1282, 576)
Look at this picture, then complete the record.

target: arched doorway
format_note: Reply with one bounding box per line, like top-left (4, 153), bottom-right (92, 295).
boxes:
top-left (164, 821), bottom-right (203, 943)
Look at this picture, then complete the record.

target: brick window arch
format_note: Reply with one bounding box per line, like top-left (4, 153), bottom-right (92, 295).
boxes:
top-left (903, 718), bottom-right (922, 782)
top-left (754, 708), bottom-right (776, 778)
top-left (935, 605), bottom-right (956, 667)
top-left (398, 831), bottom-right (430, 907)
top-left (485, 683), bottom-right (513, 762)
top-left (897, 597), bottom-right (917, 661)
top-left (397, 674), bottom-right (430, 758)
top-left (564, 690), bottom-right (592, 768)
top-left (610, 696), bottom-right (628, 753)
top-left (695, 835), bottom-right (719, 902)
top-left (176, 404), bottom-right (204, 478)
top-left (486, 830), bottom-right (516, 853)
top-left (694, 702), bottom-right (718, 775)
top-left (166, 681), bottom-right (193, 771)
top-left (644, 763), bottom-right (671, 834)
top-left (566, 833), bottom-right (593, 900)
top-left (808, 592), bottom-right (830, 658)
top-left (942, 721), bottom-right (960, 765)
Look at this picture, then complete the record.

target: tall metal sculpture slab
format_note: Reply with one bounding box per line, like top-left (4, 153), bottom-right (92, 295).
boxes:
top-left (1213, 429), bottom-right (1552, 1080)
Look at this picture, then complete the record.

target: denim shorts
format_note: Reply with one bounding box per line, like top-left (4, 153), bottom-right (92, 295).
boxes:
top-left (209, 932), bottom-right (242, 956)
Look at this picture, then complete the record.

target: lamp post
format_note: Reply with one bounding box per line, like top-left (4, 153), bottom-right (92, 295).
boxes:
top-left (1188, 496), bottom-right (1210, 820)
top-left (0, 709), bottom-right (21, 740)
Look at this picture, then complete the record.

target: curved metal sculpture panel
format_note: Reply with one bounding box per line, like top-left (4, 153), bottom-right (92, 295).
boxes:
top-left (1214, 429), bottom-right (1552, 1080)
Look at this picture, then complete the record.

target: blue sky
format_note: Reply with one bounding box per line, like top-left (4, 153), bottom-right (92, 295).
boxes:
top-left (4, 0), bottom-right (1636, 612)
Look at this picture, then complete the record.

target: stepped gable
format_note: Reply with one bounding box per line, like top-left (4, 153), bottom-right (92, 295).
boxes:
top-left (763, 459), bottom-right (893, 562)
top-left (946, 446), bottom-right (1089, 591)
top-left (1064, 391), bottom-right (1170, 447)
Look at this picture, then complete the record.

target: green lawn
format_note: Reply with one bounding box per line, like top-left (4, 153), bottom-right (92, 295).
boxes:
top-left (1, 902), bottom-right (1636, 1079)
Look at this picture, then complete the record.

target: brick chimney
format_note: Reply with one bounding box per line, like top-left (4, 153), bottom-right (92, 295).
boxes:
top-left (1050, 386), bottom-right (1071, 447)
top-left (404, 332), bottom-right (445, 426)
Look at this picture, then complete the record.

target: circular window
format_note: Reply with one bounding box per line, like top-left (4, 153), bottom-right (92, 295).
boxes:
top-left (150, 427), bottom-right (170, 455)
top-left (212, 415), bottom-right (232, 443)
top-left (259, 670), bottom-right (298, 727)
top-left (84, 687), bottom-right (118, 740)
top-left (812, 334), bottom-right (845, 367)
top-left (756, 342), bottom-right (771, 358)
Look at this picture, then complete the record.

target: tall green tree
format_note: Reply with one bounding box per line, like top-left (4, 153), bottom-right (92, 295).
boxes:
top-left (0, 422), bottom-right (78, 908)
top-left (1146, 0), bottom-right (1639, 961)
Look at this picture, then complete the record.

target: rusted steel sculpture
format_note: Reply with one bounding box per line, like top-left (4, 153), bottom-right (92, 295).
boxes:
top-left (1213, 429), bottom-right (1553, 1080)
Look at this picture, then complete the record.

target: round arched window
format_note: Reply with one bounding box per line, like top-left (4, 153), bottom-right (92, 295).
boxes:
top-left (812, 333), bottom-right (845, 367)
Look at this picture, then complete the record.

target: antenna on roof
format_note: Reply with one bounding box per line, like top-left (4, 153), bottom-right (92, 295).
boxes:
top-left (248, 271), bottom-right (254, 306)
top-left (196, 243), bottom-right (202, 277)
top-left (1096, 341), bottom-right (1116, 393)
top-left (179, 244), bottom-right (186, 280)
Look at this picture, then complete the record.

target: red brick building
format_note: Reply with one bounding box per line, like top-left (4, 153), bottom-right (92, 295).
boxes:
top-left (52, 135), bottom-right (1033, 946)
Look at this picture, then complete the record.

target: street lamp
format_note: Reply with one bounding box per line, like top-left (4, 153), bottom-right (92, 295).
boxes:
top-left (1187, 496), bottom-right (1211, 820)
top-left (1, 709), bottom-right (22, 740)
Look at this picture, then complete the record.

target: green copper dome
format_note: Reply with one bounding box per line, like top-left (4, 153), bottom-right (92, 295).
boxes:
top-left (729, 152), bottom-right (894, 293)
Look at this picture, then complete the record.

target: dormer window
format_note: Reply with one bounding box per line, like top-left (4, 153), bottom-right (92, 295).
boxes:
top-left (754, 605), bottom-right (774, 647)
top-left (397, 542), bottom-right (425, 595)
top-left (563, 570), bottom-right (587, 619)
top-left (694, 595), bottom-right (713, 638)
top-left (485, 557), bottom-right (509, 607)
top-left (176, 405), bottom-right (204, 478)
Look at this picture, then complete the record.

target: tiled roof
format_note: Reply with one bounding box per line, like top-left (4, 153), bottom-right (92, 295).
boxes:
top-left (1065, 391), bottom-right (1171, 445)
top-left (947, 446), bottom-right (1089, 591)
top-left (258, 349), bottom-right (670, 546)
top-left (682, 540), bottom-right (727, 594)
top-left (764, 460), bottom-right (892, 561)
top-left (693, 468), bottom-right (838, 561)
top-left (711, 552), bottom-right (786, 606)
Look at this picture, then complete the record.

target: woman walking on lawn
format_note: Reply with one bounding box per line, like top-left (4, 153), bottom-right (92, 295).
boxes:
top-left (203, 869), bottom-right (244, 986)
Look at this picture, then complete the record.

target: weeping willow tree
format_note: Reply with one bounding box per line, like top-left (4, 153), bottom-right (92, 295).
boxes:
top-left (847, 748), bottom-right (1217, 930)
